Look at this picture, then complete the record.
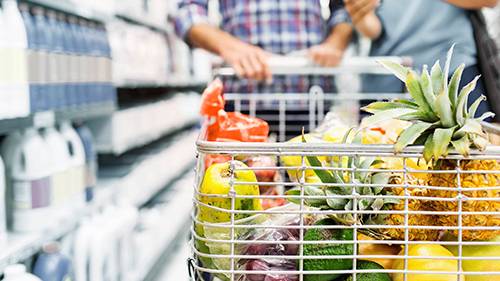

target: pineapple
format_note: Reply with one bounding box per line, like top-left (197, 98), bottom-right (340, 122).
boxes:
top-left (385, 174), bottom-right (439, 241)
top-left (363, 45), bottom-right (500, 241)
top-left (288, 134), bottom-right (439, 241)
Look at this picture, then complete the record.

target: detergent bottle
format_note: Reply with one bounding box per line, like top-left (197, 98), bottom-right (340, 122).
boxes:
top-left (40, 126), bottom-right (72, 222)
top-left (2, 0), bottom-right (29, 117)
top-left (2, 264), bottom-right (42, 281)
top-left (59, 122), bottom-right (86, 213)
top-left (1, 128), bottom-right (54, 232)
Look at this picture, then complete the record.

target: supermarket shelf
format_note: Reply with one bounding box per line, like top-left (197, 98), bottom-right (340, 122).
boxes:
top-left (0, 102), bottom-right (116, 135)
top-left (88, 94), bottom-right (199, 155)
top-left (115, 13), bottom-right (167, 34)
top-left (97, 129), bottom-right (198, 208)
top-left (0, 217), bottom-right (81, 272)
top-left (55, 102), bottom-right (117, 121)
top-left (22, 0), bottom-right (112, 22)
top-left (164, 78), bottom-right (208, 89)
top-left (0, 130), bottom-right (197, 272)
top-left (114, 81), bottom-right (170, 89)
top-left (23, 0), bottom-right (168, 34)
top-left (114, 78), bottom-right (207, 89)
top-left (131, 174), bottom-right (194, 281)
top-left (154, 232), bottom-right (191, 281)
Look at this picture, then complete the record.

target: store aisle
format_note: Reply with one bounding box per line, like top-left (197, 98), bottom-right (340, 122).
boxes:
top-left (155, 230), bottom-right (191, 281)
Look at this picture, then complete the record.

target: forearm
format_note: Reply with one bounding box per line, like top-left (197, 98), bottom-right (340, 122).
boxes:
top-left (187, 23), bottom-right (244, 56)
top-left (445, 0), bottom-right (499, 9)
top-left (353, 12), bottom-right (382, 40)
top-left (323, 23), bottom-right (353, 51)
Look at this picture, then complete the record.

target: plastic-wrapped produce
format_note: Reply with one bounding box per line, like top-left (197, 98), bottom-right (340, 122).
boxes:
top-left (202, 205), bottom-right (309, 281)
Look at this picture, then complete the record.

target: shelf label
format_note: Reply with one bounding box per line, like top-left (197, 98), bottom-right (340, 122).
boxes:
top-left (33, 111), bottom-right (55, 128)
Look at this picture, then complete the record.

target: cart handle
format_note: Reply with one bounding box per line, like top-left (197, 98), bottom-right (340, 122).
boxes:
top-left (482, 121), bottom-right (500, 136)
top-left (213, 56), bottom-right (413, 77)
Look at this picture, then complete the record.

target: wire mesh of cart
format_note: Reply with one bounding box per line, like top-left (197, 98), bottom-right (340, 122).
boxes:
top-left (189, 58), bottom-right (500, 281)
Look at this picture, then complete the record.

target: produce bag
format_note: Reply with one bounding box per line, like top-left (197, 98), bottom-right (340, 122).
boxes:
top-left (243, 156), bottom-right (286, 209)
top-left (202, 204), bottom-right (305, 281)
top-left (200, 79), bottom-right (269, 142)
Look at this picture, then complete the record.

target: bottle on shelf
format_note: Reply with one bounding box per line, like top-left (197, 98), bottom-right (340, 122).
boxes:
top-left (2, 0), bottom-right (29, 118)
top-left (100, 25), bottom-right (114, 104)
top-left (67, 16), bottom-right (81, 107)
top-left (31, 6), bottom-right (50, 112)
top-left (2, 264), bottom-right (42, 281)
top-left (74, 124), bottom-right (97, 202)
top-left (45, 9), bottom-right (61, 110)
top-left (73, 217), bottom-right (92, 281)
top-left (59, 122), bottom-right (86, 214)
top-left (19, 3), bottom-right (37, 113)
top-left (86, 21), bottom-right (97, 104)
top-left (0, 5), bottom-right (7, 118)
top-left (40, 126), bottom-right (72, 223)
top-left (0, 155), bottom-right (6, 245)
top-left (77, 19), bottom-right (90, 106)
top-left (57, 12), bottom-right (73, 108)
top-left (1, 128), bottom-right (55, 232)
top-left (33, 242), bottom-right (74, 281)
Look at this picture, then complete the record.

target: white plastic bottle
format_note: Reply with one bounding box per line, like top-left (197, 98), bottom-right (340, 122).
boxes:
top-left (59, 122), bottom-right (86, 213)
top-left (0, 6), bottom-right (7, 118)
top-left (1, 129), bottom-right (54, 232)
top-left (73, 218), bottom-right (92, 281)
top-left (40, 126), bottom-right (71, 223)
top-left (2, 264), bottom-right (42, 281)
top-left (3, 0), bottom-right (30, 118)
top-left (0, 155), bottom-right (6, 245)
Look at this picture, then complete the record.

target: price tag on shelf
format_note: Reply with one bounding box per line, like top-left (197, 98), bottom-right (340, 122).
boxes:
top-left (33, 111), bottom-right (55, 128)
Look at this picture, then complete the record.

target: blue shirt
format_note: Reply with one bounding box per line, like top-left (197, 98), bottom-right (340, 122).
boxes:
top-left (363, 0), bottom-right (477, 93)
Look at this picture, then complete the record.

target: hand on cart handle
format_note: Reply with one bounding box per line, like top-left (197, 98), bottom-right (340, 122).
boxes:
top-left (308, 43), bottom-right (345, 67)
top-left (219, 40), bottom-right (273, 82)
top-left (214, 56), bottom-right (413, 77)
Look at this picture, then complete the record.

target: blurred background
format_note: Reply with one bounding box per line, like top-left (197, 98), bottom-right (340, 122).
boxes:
top-left (0, 0), bottom-right (497, 281)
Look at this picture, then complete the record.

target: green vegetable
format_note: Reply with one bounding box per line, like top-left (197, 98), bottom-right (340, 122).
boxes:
top-left (303, 219), bottom-right (354, 281)
top-left (345, 261), bottom-right (391, 281)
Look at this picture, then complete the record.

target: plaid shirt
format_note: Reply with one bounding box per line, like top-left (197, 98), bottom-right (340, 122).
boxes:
top-left (174, 0), bottom-right (349, 94)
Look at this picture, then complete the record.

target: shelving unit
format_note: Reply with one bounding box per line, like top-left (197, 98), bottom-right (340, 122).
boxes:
top-left (0, 1), bottom-right (201, 279)
top-left (0, 102), bottom-right (116, 135)
top-left (23, 0), bottom-right (168, 33)
top-left (22, 0), bottom-right (206, 91)
top-left (0, 218), bottom-right (80, 272)
top-left (115, 79), bottom-right (207, 90)
top-left (115, 12), bottom-right (167, 34)
top-left (97, 129), bottom-right (197, 207)
top-left (0, 129), bottom-right (197, 274)
top-left (88, 94), bottom-right (199, 155)
top-left (131, 174), bottom-right (194, 281)
top-left (22, 0), bottom-right (112, 22)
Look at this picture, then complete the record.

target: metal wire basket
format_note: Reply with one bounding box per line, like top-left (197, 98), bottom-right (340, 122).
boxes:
top-left (190, 60), bottom-right (500, 281)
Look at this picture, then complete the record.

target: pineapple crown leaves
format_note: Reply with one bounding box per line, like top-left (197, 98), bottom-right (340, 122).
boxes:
top-left (362, 45), bottom-right (494, 162)
top-left (287, 130), bottom-right (400, 225)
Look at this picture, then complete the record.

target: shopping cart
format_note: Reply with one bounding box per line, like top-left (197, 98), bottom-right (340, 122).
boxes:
top-left (189, 58), bottom-right (500, 281)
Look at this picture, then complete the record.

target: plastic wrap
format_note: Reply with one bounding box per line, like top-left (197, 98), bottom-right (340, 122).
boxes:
top-left (202, 205), bottom-right (305, 281)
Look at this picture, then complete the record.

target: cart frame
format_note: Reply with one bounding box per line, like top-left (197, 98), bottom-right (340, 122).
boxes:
top-left (190, 59), bottom-right (500, 281)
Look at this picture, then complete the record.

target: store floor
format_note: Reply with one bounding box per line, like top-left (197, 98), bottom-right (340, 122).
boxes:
top-left (155, 228), bottom-right (191, 281)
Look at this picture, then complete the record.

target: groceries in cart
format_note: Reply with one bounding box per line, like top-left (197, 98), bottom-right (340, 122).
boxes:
top-left (193, 47), bottom-right (499, 281)
top-left (200, 78), bottom-right (269, 143)
top-left (199, 79), bottom-right (285, 209)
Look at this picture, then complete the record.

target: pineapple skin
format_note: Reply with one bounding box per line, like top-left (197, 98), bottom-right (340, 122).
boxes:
top-left (428, 159), bottom-right (500, 241)
top-left (383, 175), bottom-right (440, 241)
